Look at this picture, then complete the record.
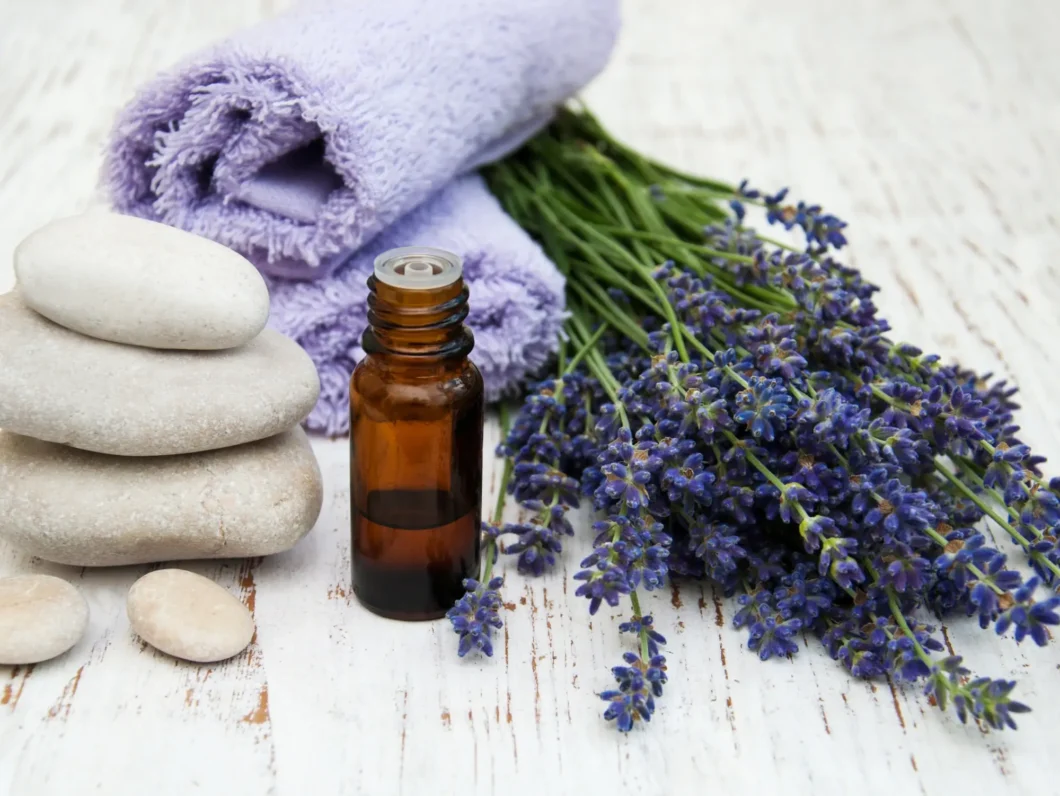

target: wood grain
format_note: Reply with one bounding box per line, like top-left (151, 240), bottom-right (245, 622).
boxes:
top-left (1, 0), bottom-right (1058, 793)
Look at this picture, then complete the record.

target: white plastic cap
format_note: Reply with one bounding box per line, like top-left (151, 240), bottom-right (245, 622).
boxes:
top-left (373, 246), bottom-right (463, 289)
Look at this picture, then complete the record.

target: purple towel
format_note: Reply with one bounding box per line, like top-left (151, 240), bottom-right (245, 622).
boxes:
top-left (102, 0), bottom-right (620, 277)
top-left (267, 175), bottom-right (565, 436)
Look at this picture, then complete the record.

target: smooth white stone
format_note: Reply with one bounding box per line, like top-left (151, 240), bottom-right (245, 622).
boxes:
top-left (14, 212), bottom-right (270, 350)
top-left (0, 427), bottom-right (323, 566)
top-left (0, 291), bottom-right (320, 456)
top-left (127, 570), bottom-right (255, 663)
top-left (0, 575), bottom-right (89, 665)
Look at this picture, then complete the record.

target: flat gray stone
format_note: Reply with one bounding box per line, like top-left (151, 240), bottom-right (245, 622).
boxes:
top-left (15, 212), bottom-right (270, 350)
top-left (0, 291), bottom-right (320, 456)
top-left (0, 575), bottom-right (89, 664)
top-left (127, 569), bottom-right (254, 663)
top-left (0, 428), bottom-right (323, 566)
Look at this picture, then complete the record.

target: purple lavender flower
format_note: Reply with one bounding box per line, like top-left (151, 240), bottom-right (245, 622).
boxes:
top-left (995, 577), bottom-right (1060, 646)
top-left (600, 651), bottom-right (667, 732)
top-left (734, 377), bottom-right (793, 442)
top-left (505, 520), bottom-right (565, 576)
top-left (447, 577), bottom-right (505, 658)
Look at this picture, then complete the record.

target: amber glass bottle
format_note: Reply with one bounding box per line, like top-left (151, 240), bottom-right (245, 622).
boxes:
top-left (349, 247), bottom-right (484, 621)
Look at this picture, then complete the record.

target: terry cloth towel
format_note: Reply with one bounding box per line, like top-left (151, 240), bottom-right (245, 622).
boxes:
top-left (267, 174), bottom-right (566, 436)
top-left (102, 0), bottom-right (620, 278)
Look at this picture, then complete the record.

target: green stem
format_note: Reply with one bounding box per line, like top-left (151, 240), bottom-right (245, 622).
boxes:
top-left (482, 404), bottom-right (518, 582)
top-left (480, 547), bottom-right (496, 585)
top-left (756, 233), bottom-right (806, 256)
top-left (596, 226), bottom-right (758, 266)
top-left (629, 590), bottom-right (651, 662)
top-left (568, 280), bottom-right (650, 349)
top-left (564, 320), bottom-right (609, 374)
top-left (935, 464), bottom-right (1031, 551)
top-left (886, 589), bottom-right (937, 669)
top-left (723, 430), bottom-right (799, 512)
top-left (567, 313), bottom-right (629, 428)
top-left (587, 167), bottom-right (658, 266)
top-left (956, 459), bottom-right (1038, 537)
top-left (561, 107), bottom-right (736, 194)
top-left (540, 201), bottom-right (691, 361)
top-left (934, 464), bottom-right (1060, 585)
top-left (491, 404), bottom-right (514, 526)
top-left (572, 258), bottom-right (663, 323)
top-left (572, 266), bottom-right (753, 390)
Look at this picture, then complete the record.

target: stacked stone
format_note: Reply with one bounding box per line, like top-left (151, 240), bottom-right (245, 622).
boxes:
top-left (0, 212), bottom-right (324, 567)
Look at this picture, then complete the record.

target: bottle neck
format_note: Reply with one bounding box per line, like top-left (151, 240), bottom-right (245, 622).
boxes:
top-left (362, 275), bottom-right (474, 360)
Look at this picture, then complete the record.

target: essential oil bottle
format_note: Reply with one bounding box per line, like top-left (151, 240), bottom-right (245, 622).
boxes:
top-left (349, 247), bottom-right (484, 620)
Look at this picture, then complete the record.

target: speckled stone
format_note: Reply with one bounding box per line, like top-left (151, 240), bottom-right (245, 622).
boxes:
top-left (0, 428), bottom-right (323, 566)
top-left (0, 575), bottom-right (89, 664)
top-left (127, 569), bottom-right (254, 663)
top-left (15, 212), bottom-right (270, 350)
top-left (0, 291), bottom-right (320, 456)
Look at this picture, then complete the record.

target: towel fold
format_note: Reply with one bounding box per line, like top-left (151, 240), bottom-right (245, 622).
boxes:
top-left (102, 0), bottom-right (620, 278)
top-left (268, 174), bottom-right (566, 435)
top-left (102, 0), bottom-right (620, 429)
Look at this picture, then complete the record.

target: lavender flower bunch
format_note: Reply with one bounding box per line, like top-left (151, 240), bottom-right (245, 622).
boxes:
top-left (457, 108), bottom-right (1060, 734)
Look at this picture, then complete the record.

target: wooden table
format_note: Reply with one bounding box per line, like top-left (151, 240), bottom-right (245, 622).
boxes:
top-left (1, 1), bottom-right (1058, 793)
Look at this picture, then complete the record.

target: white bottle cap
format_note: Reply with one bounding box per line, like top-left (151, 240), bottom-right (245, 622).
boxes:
top-left (373, 247), bottom-right (463, 289)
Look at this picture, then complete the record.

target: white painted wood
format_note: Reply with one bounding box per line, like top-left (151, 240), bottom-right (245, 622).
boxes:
top-left (1, 0), bottom-right (1058, 793)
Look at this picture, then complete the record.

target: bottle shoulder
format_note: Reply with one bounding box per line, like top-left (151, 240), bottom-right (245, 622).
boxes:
top-left (351, 355), bottom-right (483, 417)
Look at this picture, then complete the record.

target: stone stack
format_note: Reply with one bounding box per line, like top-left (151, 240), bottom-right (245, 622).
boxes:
top-left (0, 212), bottom-right (324, 566)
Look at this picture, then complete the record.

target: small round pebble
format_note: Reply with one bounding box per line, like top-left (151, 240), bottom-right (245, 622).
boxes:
top-left (127, 569), bottom-right (254, 663)
top-left (0, 575), bottom-right (88, 664)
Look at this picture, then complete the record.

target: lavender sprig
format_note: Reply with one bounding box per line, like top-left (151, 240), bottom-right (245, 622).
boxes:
top-left (447, 574), bottom-right (505, 658)
top-left (601, 609), bottom-right (668, 731)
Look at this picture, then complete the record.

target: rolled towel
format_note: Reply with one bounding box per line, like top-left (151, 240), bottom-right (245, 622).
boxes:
top-left (268, 174), bottom-right (565, 436)
top-left (103, 0), bottom-right (620, 278)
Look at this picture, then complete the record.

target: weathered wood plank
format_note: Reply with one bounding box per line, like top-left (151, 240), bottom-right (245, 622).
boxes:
top-left (1, 0), bottom-right (1058, 793)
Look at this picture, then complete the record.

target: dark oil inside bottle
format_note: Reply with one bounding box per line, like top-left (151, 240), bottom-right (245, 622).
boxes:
top-left (352, 489), bottom-right (479, 620)
top-left (350, 395), bottom-right (483, 620)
